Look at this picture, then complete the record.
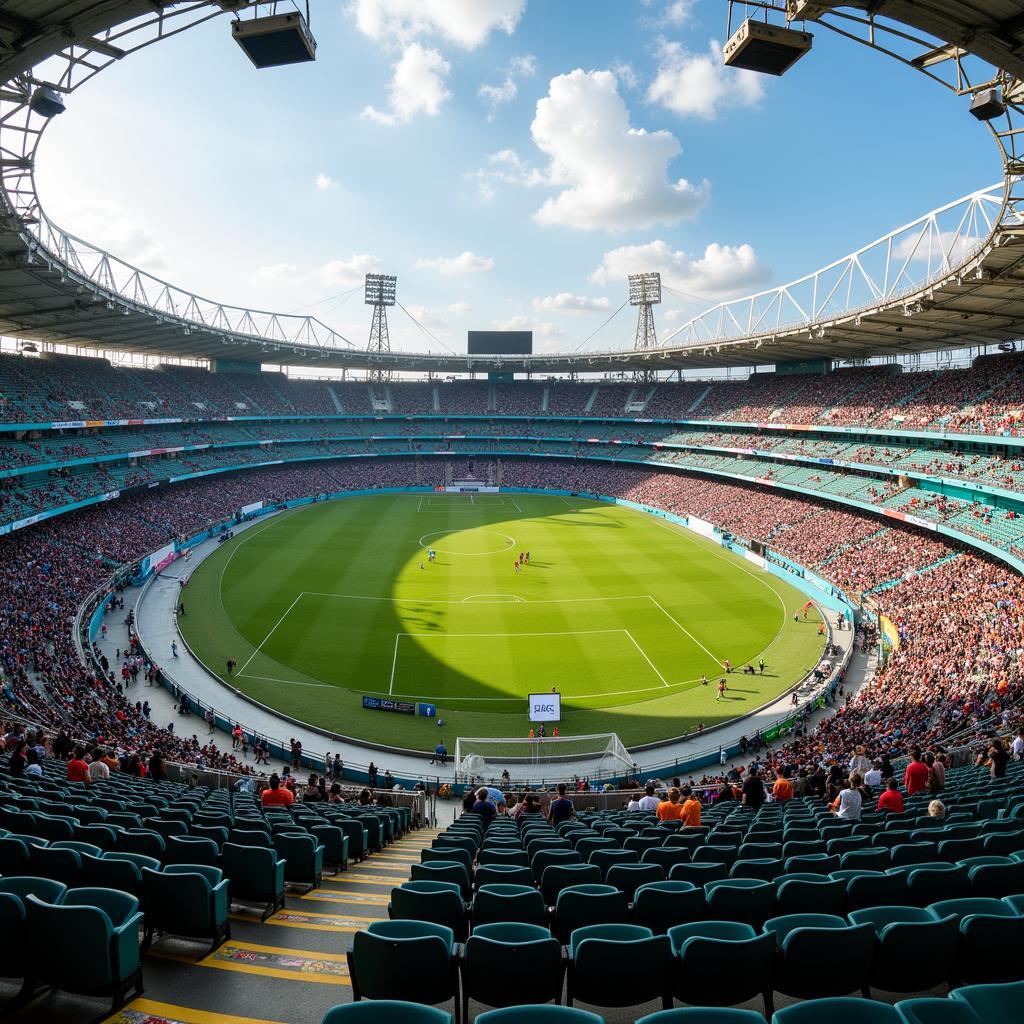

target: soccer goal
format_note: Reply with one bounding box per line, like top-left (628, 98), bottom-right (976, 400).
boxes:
top-left (455, 733), bottom-right (633, 784)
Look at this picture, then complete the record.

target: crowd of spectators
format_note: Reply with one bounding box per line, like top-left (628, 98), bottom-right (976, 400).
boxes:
top-left (4, 350), bottom-right (1024, 431)
top-left (1, 452), bottom-right (1021, 792)
top-left (501, 458), bottom-right (1024, 760)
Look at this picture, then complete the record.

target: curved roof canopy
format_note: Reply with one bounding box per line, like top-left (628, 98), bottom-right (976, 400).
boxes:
top-left (0, 0), bottom-right (1022, 372)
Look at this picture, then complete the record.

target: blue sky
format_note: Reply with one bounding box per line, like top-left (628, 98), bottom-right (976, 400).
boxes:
top-left (36, 0), bottom-right (997, 357)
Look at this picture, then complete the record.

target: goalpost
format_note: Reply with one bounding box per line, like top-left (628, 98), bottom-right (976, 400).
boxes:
top-left (454, 733), bottom-right (633, 784)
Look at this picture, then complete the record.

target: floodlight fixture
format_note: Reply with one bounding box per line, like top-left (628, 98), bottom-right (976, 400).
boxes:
top-left (29, 84), bottom-right (65, 118)
top-left (723, 18), bottom-right (812, 76)
top-left (628, 272), bottom-right (662, 307)
top-left (365, 274), bottom-right (397, 307)
top-left (969, 88), bottom-right (1006, 122)
top-left (232, 6), bottom-right (316, 69)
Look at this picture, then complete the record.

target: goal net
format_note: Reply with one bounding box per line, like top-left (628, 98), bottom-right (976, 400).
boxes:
top-left (455, 733), bottom-right (633, 784)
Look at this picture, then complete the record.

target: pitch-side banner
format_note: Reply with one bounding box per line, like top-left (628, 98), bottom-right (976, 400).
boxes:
top-left (141, 542), bottom-right (177, 577)
top-left (529, 693), bottom-right (561, 722)
top-left (687, 516), bottom-right (717, 540)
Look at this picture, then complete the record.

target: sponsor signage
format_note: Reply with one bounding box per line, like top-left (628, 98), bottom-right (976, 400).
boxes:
top-left (528, 692), bottom-right (561, 722)
top-left (362, 696), bottom-right (416, 715)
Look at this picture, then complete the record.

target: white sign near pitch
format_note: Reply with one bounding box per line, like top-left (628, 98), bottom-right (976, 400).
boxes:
top-left (528, 693), bottom-right (561, 722)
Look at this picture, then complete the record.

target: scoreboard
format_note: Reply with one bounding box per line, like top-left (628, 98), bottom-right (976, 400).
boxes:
top-left (468, 330), bottom-right (533, 355)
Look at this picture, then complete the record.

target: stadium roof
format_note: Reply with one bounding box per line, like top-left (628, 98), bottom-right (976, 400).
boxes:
top-left (0, 1), bottom-right (1023, 372)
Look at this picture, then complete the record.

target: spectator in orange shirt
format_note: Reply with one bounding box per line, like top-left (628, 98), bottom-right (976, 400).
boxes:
top-left (772, 768), bottom-right (794, 803)
top-left (656, 787), bottom-right (684, 821)
top-left (261, 773), bottom-right (295, 806)
top-left (679, 785), bottom-right (702, 827)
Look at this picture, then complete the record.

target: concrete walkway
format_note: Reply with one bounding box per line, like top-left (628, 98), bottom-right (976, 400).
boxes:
top-left (97, 508), bottom-right (874, 786)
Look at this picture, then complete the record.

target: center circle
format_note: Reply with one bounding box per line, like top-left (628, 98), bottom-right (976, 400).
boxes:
top-left (417, 529), bottom-right (517, 556)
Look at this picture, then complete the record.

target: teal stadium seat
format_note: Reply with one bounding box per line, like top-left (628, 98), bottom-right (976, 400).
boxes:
top-left (669, 920), bottom-right (775, 1017)
top-left (567, 923), bottom-right (673, 1012)
top-left (460, 923), bottom-right (564, 1020)
top-left (347, 920), bottom-right (459, 1015)
top-left (141, 864), bottom-right (231, 954)
top-left (25, 887), bottom-right (144, 1013)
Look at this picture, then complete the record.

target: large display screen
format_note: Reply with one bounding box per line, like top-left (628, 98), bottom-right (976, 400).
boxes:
top-left (468, 330), bottom-right (533, 355)
top-left (528, 692), bottom-right (561, 722)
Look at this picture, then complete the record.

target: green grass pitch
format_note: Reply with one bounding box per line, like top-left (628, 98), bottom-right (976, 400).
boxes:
top-left (179, 492), bottom-right (825, 752)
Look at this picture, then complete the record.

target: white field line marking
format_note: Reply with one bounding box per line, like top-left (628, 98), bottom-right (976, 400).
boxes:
top-left (235, 672), bottom-right (334, 689)
top-left (641, 513), bottom-right (795, 665)
top-left (217, 505), bottom-right (307, 620)
top-left (388, 633), bottom-right (401, 695)
top-left (388, 629), bottom-right (691, 701)
top-left (643, 514), bottom-right (788, 621)
top-left (386, 680), bottom-right (704, 701)
top-left (301, 592), bottom-right (654, 606)
top-left (623, 629), bottom-right (670, 687)
top-left (505, 496), bottom-right (523, 513)
top-left (645, 595), bottom-right (722, 666)
top-left (424, 495), bottom-right (506, 508)
top-left (237, 592), bottom-right (304, 675)
top-left (558, 496), bottom-right (584, 511)
top-left (461, 594), bottom-right (527, 603)
top-left (416, 529), bottom-right (515, 555)
top-left (399, 628), bottom-right (630, 638)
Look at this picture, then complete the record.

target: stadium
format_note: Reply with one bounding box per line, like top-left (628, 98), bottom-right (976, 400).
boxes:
top-left (3, 1), bottom-right (1024, 1023)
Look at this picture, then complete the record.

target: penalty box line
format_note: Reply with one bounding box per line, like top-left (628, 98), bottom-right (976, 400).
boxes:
top-left (237, 592), bottom-right (696, 693)
top-left (388, 627), bottom-right (668, 695)
top-left (416, 495), bottom-right (522, 513)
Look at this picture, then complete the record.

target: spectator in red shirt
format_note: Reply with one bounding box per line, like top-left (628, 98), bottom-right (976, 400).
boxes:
top-left (66, 747), bottom-right (91, 784)
top-left (261, 773), bottom-right (295, 806)
top-left (876, 778), bottom-right (905, 813)
top-left (904, 750), bottom-right (930, 796)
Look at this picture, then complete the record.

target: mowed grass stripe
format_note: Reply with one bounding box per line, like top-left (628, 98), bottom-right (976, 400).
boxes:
top-left (181, 492), bottom-right (824, 749)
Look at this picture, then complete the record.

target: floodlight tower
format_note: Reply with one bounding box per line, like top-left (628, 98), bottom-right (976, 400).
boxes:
top-left (628, 272), bottom-right (661, 382)
top-left (365, 273), bottom-right (397, 382)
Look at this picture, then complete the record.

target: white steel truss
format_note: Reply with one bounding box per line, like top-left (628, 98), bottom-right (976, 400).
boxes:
top-left (0, 1), bottom-right (354, 355)
top-left (663, 182), bottom-right (1020, 347)
top-left (0, 1), bottom-right (1022, 365)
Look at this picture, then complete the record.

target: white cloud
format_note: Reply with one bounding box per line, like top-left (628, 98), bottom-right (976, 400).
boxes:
top-left (448, 301), bottom-right (474, 314)
top-left (467, 147), bottom-right (547, 200)
top-left (60, 199), bottom-right (170, 272)
top-left (315, 172), bottom-right (338, 190)
top-left (590, 239), bottom-right (771, 300)
top-left (662, 0), bottom-right (696, 26)
top-left (361, 43), bottom-right (451, 125)
top-left (405, 304), bottom-right (447, 327)
top-left (533, 293), bottom-right (611, 313)
top-left (350, 0), bottom-right (526, 50)
top-left (252, 263), bottom-right (306, 287)
top-left (647, 39), bottom-right (763, 120)
top-left (479, 52), bottom-right (538, 120)
top-left (510, 54), bottom-right (537, 76)
top-left (319, 253), bottom-right (382, 287)
top-left (611, 61), bottom-right (639, 90)
top-left (493, 315), bottom-right (567, 343)
top-left (530, 69), bottom-right (709, 231)
top-left (479, 76), bottom-right (518, 119)
top-left (416, 251), bottom-right (495, 275)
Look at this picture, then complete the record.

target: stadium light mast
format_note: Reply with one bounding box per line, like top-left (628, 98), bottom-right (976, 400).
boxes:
top-left (628, 272), bottom-right (661, 383)
top-left (365, 273), bottom-right (397, 382)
